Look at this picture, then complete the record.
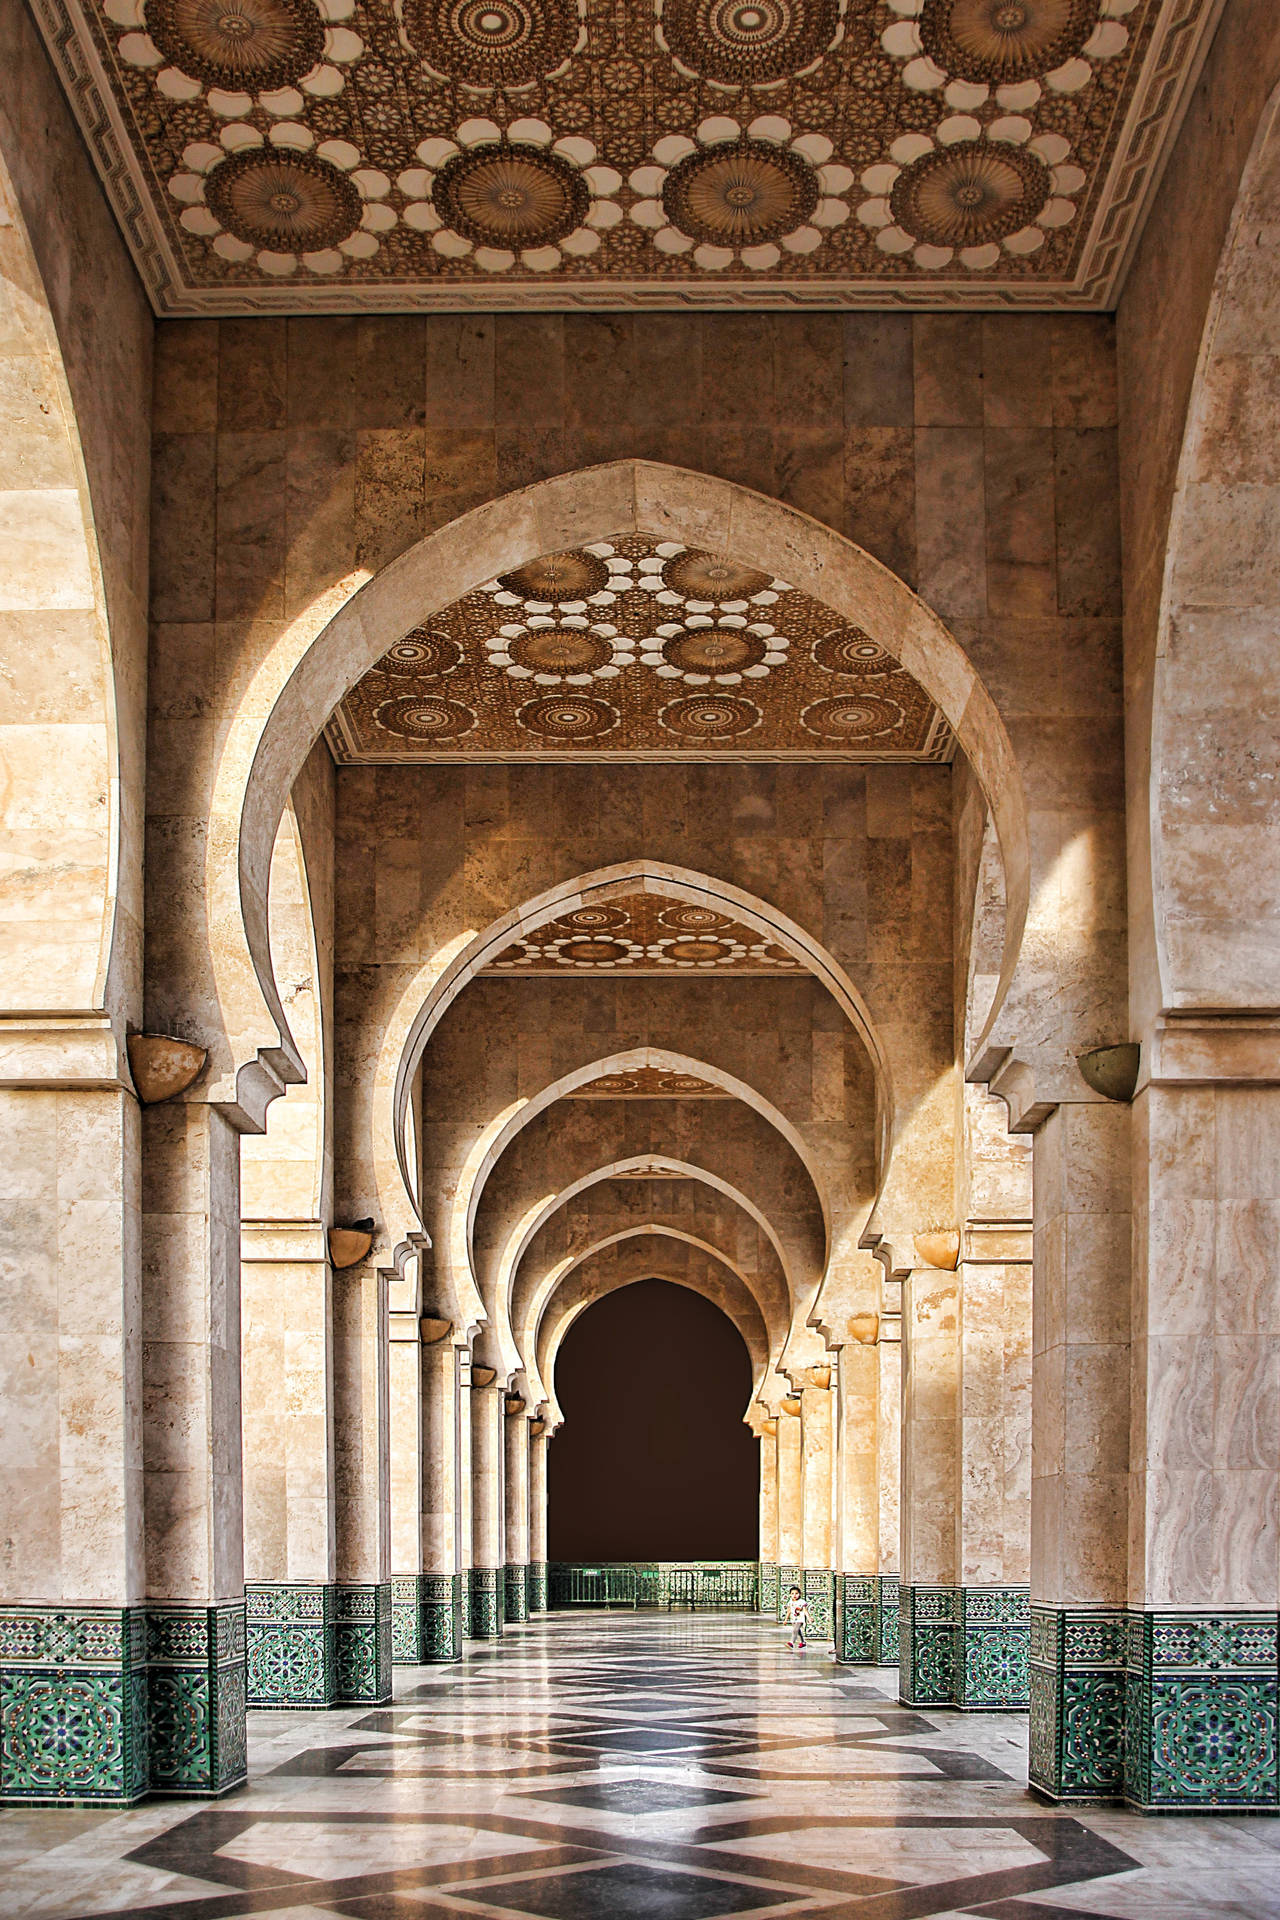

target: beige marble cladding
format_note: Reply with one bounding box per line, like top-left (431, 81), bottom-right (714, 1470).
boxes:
top-left (504, 1412), bottom-right (530, 1571)
top-left (470, 1382), bottom-right (505, 1573)
top-left (529, 1428), bottom-right (548, 1567)
top-left (901, 1261), bottom-right (961, 1591)
top-left (333, 1264), bottom-right (389, 1587)
top-left (801, 1382), bottom-right (834, 1572)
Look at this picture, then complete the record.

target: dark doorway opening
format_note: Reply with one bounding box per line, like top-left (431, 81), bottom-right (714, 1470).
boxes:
top-left (547, 1277), bottom-right (758, 1561)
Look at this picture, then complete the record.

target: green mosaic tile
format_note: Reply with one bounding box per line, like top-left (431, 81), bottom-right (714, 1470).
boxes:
top-left (245, 1583), bottom-right (337, 1709)
top-left (1029, 1605), bottom-right (1125, 1802)
top-left (899, 1586), bottom-right (957, 1706)
top-left (775, 1565), bottom-right (801, 1624)
top-left (504, 1563), bottom-right (530, 1624)
top-left (758, 1562), bottom-right (778, 1616)
top-left (1124, 1611), bottom-right (1279, 1811)
top-left (837, 1574), bottom-right (877, 1663)
top-left (527, 1562), bottom-right (548, 1614)
top-left (423, 1574), bottom-right (462, 1663)
top-left (392, 1575), bottom-right (422, 1664)
top-left (335, 1583), bottom-right (392, 1703)
top-left (878, 1576), bottom-right (900, 1665)
top-left (469, 1568), bottom-right (503, 1640)
top-left (0, 1607), bottom-right (149, 1806)
top-left (458, 1573), bottom-right (473, 1640)
top-left (147, 1602), bottom-right (246, 1797)
top-left (803, 1569), bottom-right (834, 1640)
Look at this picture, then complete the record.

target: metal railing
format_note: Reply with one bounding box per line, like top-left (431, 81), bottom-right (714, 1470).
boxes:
top-left (547, 1562), bottom-right (759, 1611)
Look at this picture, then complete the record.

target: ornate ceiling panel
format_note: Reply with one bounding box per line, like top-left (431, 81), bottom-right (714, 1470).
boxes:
top-left (36, 0), bottom-right (1218, 310)
top-left (325, 534), bottom-right (953, 760)
top-left (483, 890), bottom-right (804, 970)
top-left (566, 1067), bottom-right (730, 1095)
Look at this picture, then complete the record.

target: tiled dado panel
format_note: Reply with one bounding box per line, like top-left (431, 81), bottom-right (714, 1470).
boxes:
top-left (335, 1584), bottom-right (394, 1703)
top-left (759, 1563), bottom-right (778, 1617)
top-left (391, 1575), bottom-right (463, 1665)
top-left (1, 1602), bottom-right (246, 1805)
top-left (469, 1568), bottom-right (504, 1641)
top-left (900, 1587), bottom-right (1030, 1710)
top-left (245, 1584), bottom-right (336, 1709)
top-left (505, 1564), bottom-right (530, 1626)
top-left (527, 1563), bottom-right (548, 1615)
top-left (1030, 1608), bottom-right (1279, 1810)
top-left (837, 1573), bottom-right (900, 1666)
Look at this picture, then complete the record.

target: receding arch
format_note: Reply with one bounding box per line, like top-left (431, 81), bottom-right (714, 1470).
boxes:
top-left (448, 1046), bottom-right (831, 1367)
top-left (210, 462), bottom-right (1029, 1129)
top-left (1150, 78), bottom-right (1280, 1016)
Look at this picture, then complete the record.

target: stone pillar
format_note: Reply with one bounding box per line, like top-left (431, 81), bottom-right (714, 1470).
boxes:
top-left (241, 1220), bottom-right (340, 1710)
top-left (1122, 1064), bottom-right (1280, 1812)
top-left (458, 1368), bottom-right (473, 1639)
top-left (800, 1378), bottom-right (835, 1641)
top-left (468, 1372), bottom-right (504, 1639)
top-left (877, 1327), bottom-right (902, 1664)
top-left (527, 1424), bottom-right (548, 1613)
top-left (390, 1321), bottom-right (462, 1665)
top-left (332, 1264), bottom-right (392, 1703)
top-left (836, 1324), bottom-right (884, 1664)
top-left (0, 1073), bottom-right (148, 1806)
top-left (899, 1253), bottom-right (960, 1707)
top-left (775, 1398), bottom-right (803, 1621)
top-left (758, 1420), bottom-right (779, 1616)
top-left (1028, 1102), bottom-right (1130, 1801)
top-left (140, 1101), bottom-right (247, 1797)
top-left (503, 1402), bottom-right (530, 1624)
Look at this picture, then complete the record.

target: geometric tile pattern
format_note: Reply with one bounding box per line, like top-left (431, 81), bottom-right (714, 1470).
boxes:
top-left (335, 1581), bottom-right (394, 1702)
top-left (470, 1567), bottom-right (505, 1640)
top-left (393, 1573), bottom-right (465, 1664)
top-left (566, 1067), bottom-right (729, 1099)
top-left (527, 1562), bottom-right (549, 1614)
top-left (803, 1568), bottom-right (835, 1641)
top-left (1029, 1604), bottom-right (1126, 1803)
top-left (838, 1571), bottom-right (904, 1665)
top-left (328, 537), bottom-right (951, 764)
top-left (901, 1585), bottom-right (1028, 1710)
top-left (506, 1563), bottom-right (532, 1624)
top-left (1124, 1610), bottom-right (1279, 1812)
top-left (758, 1561), bottom-right (778, 1617)
top-left (146, 1601), bottom-right (248, 1796)
top-left (37, 0), bottom-right (1223, 312)
top-left (486, 889), bottom-right (803, 974)
top-left (0, 1606), bottom-right (149, 1805)
top-left (245, 1583), bottom-right (337, 1709)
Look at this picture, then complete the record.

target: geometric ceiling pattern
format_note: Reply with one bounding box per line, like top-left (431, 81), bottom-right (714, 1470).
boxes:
top-left (326, 534), bottom-right (954, 760)
top-left (38, 0), bottom-right (1219, 310)
top-left (565, 1067), bottom-right (731, 1095)
top-left (484, 890), bottom-right (804, 970)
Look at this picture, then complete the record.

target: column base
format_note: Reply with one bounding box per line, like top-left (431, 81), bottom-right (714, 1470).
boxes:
top-left (390, 1575), bottom-right (463, 1664)
top-left (147, 1602), bottom-right (247, 1795)
top-left (246, 1584), bottom-right (336, 1708)
top-left (759, 1562), bottom-right (778, 1616)
top-left (837, 1574), bottom-right (899, 1664)
top-left (336, 1583), bottom-right (393, 1701)
top-left (458, 1571), bottom-right (472, 1639)
top-left (1125, 1612), bottom-right (1278, 1811)
top-left (803, 1570), bottom-right (834, 1641)
top-left (900, 1586), bottom-right (1029, 1709)
top-left (468, 1567), bottom-right (503, 1640)
top-left (775, 1564), bottom-right (801, 1623)
top-left (0, 1606), bottom-right (149, 1806)
top-left (505, 1564), bottom-right (529, 1624)
top-left (527, 1562), bottom-right (548, 1614)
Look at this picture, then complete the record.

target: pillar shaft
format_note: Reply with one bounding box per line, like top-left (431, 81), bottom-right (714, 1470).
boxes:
top-left (503, 1410), bottom-right (530, 1623)
top-left (469, 1382), bottom-right (504, 1638)
top-left (775, 1405), bottom-right (803, 1621)
top-left (800, 1384), bottom-right (835, 1640)
top-left (758, 1426), bottom-right (779, 1616)
top-left (527, 1429), bottom-right (548, 1613)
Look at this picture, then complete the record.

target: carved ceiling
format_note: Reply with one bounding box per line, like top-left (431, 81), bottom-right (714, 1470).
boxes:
top-left (566, 1067), bottom-right (730, 1095)
top-left (39, 0), bottom-right (1217, 310)
top-left (483, 890), bottom-right (804, 970)
top-left (325, 533), bottom-right (953, 760)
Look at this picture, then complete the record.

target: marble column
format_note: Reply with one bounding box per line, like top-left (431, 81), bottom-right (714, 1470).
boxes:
top-left (332, 1263), bottom-right (392, 1702)
top-left (899, 1254), bottom-right (960, 1706)
top-left (758, 1420), bottom-right (779, 1616)
top-left (1028, 1101), bottom-right (1131, 1801)
top-left (503, 1403), bottom-right (530, 1624)
top-left (835, 1324), bottom-right (896, 1665)
top-left (389, 1322), bottom-right (462, 1664)
top-left (139, 1101), bottom-right (247, 1796)
top-left (458, 1369), bottom-right (473, 1639)
top-left (241, 1220), bottom-right (340, 1709)
top-left (527, 1425), bottom-right (548, 1613)
top-left (800, 1378), bottom-right (835, 1640)
top-left (1122, 1061), bottom-right (1280, 1812)
top-left (775, 1399), bottom-right (803, 1622)
top-left (0, 1076), bottom-right (148, 1805)
top-left (468, 1372), bottom-right (505, 1639)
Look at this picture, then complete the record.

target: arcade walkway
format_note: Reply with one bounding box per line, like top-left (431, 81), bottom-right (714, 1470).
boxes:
top-left (3, 1616), bottom-right (1278, 1920)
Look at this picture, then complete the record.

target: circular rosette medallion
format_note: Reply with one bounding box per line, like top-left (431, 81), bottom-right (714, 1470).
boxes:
top-left (889, 140), bottom-right (1049, 249)
top-left (660, 1073), bottom-right (714, 1091)
top-left (661, 550), bottom-right (774, 599)
top-left (558, 904), bottom-right (631, 931)
top-left (663, 627), bottom-right (768, 675)
top-left (801, 693), bottom-right (903, 741)
top-left (204, 149), bottom-right (363, 252)
top-left (433, 144), bottom-right (589, 249)
top-left (378, 630), bottom-right (462, 677)
top-left (658, 904), bottom-right (732, 932)
top-left (592, 1074), bottom-right (641, 1092)
top-left (144, 0), bottom-right (325, 89)
top-left (509, 629), bottom-right (613, 675)
top-left (659, 936), bottom-right (738, 963)
top-left (498, 550), bottom-right (611, 601)
top-left (374, 694), bottom-right (477, 742)
top-left (402, 0), bottom-right (577, 85)
top-left (660, 693), bottom-right (762, 740)
top-left (662, 138), bottom-right (819, 247)
top-left (516, 694), bottom-right (620, 740)
top-left (920, 0), bottom-right (1100, 84)
top-left (660, 0), bottom-right (841, 87)
top-left (813, 627), bottom-right (897, 675)
top-left (558, 937), bottom-right (633, 963)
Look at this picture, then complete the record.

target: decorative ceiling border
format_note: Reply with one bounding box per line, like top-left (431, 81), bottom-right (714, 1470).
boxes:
top-left (30, 0), bottom-right (1226, 313)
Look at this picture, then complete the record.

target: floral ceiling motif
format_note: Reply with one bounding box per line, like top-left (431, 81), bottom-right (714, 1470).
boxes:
top-left (484, 891), bottom-right (804, 970)
top-left (565, 1067), bottom-right (730, 1095)
top-left (38, 0), bottom-right (1218, 308)
top-left (326, 534), bottom-right (953, 760)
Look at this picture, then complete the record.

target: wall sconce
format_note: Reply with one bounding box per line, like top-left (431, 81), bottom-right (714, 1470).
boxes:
top-left (471, 1365), bottom-right (497, 1387)
top-left (420, 1316), bottom-right (452, 1343)
top-left (1077, 1042), bottom-right (1140, 1102)
top-left (329, 1219), bottom-right (375, 1269)
top-left (127, 1032), bottom-right (207, 1104)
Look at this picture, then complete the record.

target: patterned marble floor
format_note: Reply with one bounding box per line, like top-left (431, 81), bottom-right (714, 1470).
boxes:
top-left (3, 1614), bottom-right (1279, 1920)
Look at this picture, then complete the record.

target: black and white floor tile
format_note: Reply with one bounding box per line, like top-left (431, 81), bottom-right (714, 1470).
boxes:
top-left (4, 1615), bottom-right (1280, 1920)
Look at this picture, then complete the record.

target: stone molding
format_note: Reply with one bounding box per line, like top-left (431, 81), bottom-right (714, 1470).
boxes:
top-left (0, 1015), bottom-right (128, 1090)
top-left (240, 1220), bottom-right (330, 1265)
